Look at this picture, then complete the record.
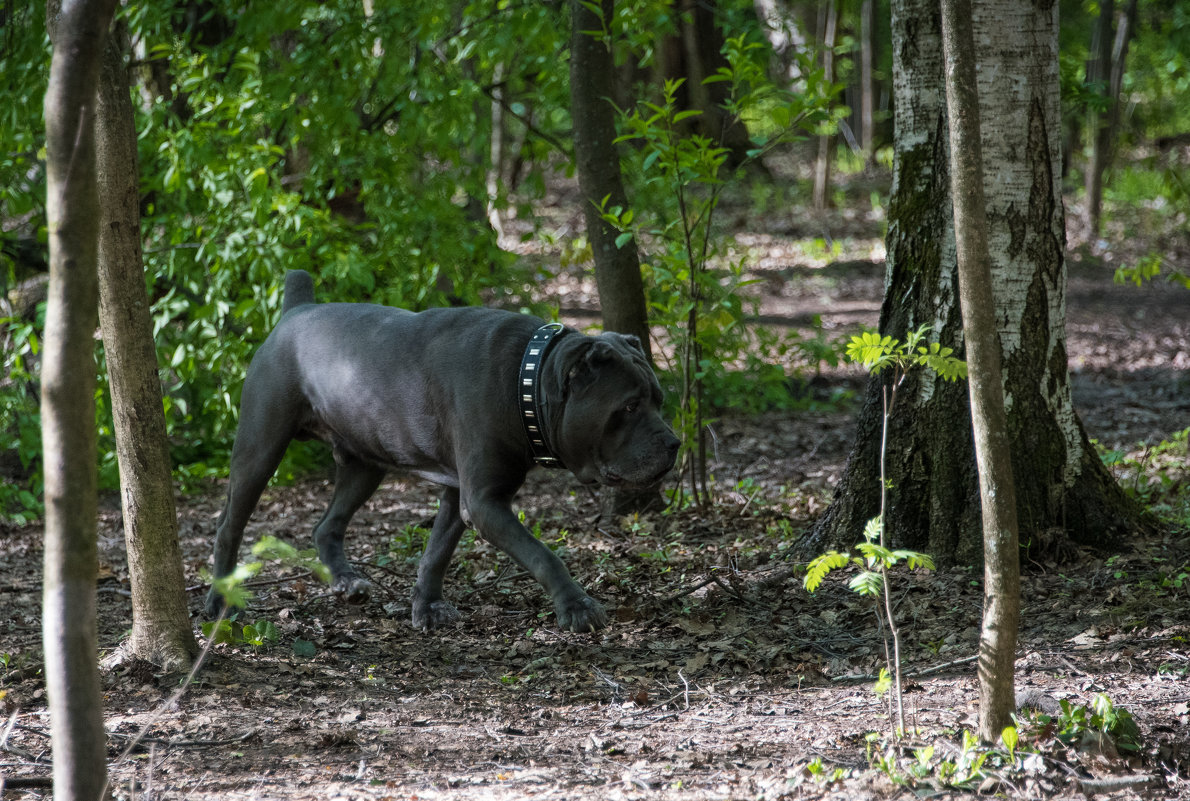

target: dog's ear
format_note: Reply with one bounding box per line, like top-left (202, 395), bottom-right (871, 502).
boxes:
top-left (603, 332), bottom-right (645, 355)
top-left (553, 339), bottom-right (616, 398)
top-left (599, 330), bottom-right (647, 357)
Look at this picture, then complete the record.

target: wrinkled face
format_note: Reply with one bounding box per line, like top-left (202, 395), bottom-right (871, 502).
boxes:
top-left (554, 335), bottom-right (680, 488)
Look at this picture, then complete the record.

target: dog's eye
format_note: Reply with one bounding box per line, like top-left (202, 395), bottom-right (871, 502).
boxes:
top-left (624, 401), bottom-right (639, 414)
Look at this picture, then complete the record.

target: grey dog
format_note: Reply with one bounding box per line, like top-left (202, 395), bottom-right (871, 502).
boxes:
top-left (205, 270), bottom-right (679, 632)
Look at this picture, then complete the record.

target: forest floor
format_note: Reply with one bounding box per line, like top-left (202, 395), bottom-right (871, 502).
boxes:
top-left (2, 171), bottom-right (1189, 800)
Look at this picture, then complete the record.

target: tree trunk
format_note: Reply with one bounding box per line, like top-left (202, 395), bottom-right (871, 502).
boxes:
top-left (570, 0), bottom-right (665, 516)
top-left (1084, 0), bottom-right (1115, 236)
top-left (678, 0), bottom-right (753, 166)
top-left (859, 0), bottom-right (876, 158)
top-left (43, 0), bottom-right (118, 798)
top-left (1085, 0), bottom-right (1138, 236)
top-left (812, 0), bottom-right (837, 211)
top-left (809, 0), bottom-right (1142, 563)
top-left (569, 0), bottom-right (652, 361)
top-left (96, 19), bottom-right (199, 673)
top-left (939, 0), bottom-right (1020, 743)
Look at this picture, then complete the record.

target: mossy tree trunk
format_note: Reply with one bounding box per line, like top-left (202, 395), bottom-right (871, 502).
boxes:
top-left (810, 0), bottom-right (1142, 563)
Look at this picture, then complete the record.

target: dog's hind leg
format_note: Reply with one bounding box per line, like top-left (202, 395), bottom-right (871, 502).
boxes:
top-left (411, 487), bottom-right (467, 629)
top-left (313, 456), bottom-right (385, 605)
top-left (206, 409), bottom-right (294, 618)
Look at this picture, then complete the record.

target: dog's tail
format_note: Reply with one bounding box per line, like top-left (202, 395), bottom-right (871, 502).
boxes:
top-left (281, 270), bottom-right (316, 315)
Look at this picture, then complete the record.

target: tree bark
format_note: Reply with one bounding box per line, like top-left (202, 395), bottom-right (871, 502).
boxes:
top-left (859, 0), bottom-right (876, 158)
top-left (1085, 0), bottom-right (1138, 236)
top-left (570, 0), bottom-right (668, 515)
top-left (812, 0), bottom-right (838, 211)
top-left (809, 0), bottom-right (1142, 563)
top-left (96, 19), bottom-right (199, 673)
top-left (569, 0), bottom-right (652, 361)
top-left (678, 0), bottom-right (753, 166)
top-left (1084, 0), bottom-right (1115, 236)
top-left (939, 0), bottom-right (1020, 743)
top-left (43, 0), bottom-right (118, 797)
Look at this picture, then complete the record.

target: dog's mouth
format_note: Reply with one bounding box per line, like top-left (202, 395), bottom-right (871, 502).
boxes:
top-left (601, 462), bottom-right (674, 489)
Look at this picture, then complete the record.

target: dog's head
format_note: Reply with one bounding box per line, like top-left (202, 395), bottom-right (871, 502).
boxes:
top-left (546, 332), bottom-right (679, 488)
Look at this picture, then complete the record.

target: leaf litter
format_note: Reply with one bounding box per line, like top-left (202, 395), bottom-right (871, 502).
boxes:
top-left (1, 217), bottom-right (1189, 799)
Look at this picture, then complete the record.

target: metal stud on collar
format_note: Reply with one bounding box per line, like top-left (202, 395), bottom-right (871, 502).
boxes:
top-left (518, 322), bottom-right (568, 468)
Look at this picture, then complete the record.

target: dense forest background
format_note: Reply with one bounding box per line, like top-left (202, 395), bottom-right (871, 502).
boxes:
top-left (2, 1), bottom-right (1190, 799)
top-left (2, 0), bottom-right (1186, 523)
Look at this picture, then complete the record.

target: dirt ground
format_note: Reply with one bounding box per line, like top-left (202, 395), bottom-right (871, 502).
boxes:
top-left (2, 197), bottom-right (1189, 800)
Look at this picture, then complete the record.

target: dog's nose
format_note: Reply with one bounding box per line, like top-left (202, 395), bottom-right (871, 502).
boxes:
top-left (663, 432), bottom-right (680, 463)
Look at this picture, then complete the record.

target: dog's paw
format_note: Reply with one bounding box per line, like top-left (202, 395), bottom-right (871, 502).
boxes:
top-left (333, 575), bottom-right (373, 605)
top-left (555, 595), bottom-right (608, 633)
top-left (412, 599), bottom-right (462, 630)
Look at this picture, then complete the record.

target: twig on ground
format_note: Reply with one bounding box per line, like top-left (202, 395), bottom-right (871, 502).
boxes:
top-left (98, 605), bottom-right (226, 798)
top-left (108, 728), bottom-right (259, 749)
top-left (661, 575), bottom-right (718, 604)
top-left (831, 653), bottom-right (980, 682)
top-left (186, 570), bottom-right (316, 595)
top-left (1076, 774), bottom-right (1154, 795)
top-left (591, 666), bottom-right (624, 699)
top-left (709, 571), bottom-right (748, 602)
top-left (904, 653), bottom-right (979, 678)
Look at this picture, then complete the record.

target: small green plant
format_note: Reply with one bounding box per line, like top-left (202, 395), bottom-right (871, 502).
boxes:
top-left (803, 756), bottom-right (848, 785)
top-left (1001, 724), bottom-right (1019, 764)
top-left (805, 326), bottom-right (964, 738)
top-left (1114, 253), bottom-right (1190, 288)
top-left (864, 729), bottom-right (994, 791)
top-left (206, 534), bottom-right (332, 611)
top-left (200, 617), bottom-right (279, 649)
top-left (379, 524), bottom-right (430, 565)
top-left (602, 32), bottom-right (832, 508)
top-left (1015, 693), bottom-right (1141, 755)
top-left (1099, 428), bottom-right (1190, 525)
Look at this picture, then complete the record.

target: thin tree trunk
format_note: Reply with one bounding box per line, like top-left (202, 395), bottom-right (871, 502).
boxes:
top-left (96, 19), bottom-right (199, 673)
top-left (1086, 0), bottom-right (1138, 236)
top-left (679, 0), bottom-right (754, 166)
top-left (813, 0), bottom-right (837, 210)
top-left (43, 0), bottom-right (118, 797)
top-left (860, 0), bottom-right (875, 158)
top-left (940, 0), bottom-right (1021, 743)
top-left (487, 61), bottom-right (506, 241)
top-left (1084, 0), bottom-right (1115, 235)
top-left (569, 0), bottom-right (652, 359)
top-left (570, 0), bottom-right (662, 515)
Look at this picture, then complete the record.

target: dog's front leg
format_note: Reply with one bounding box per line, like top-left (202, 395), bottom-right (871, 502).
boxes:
top-left (465, 488), bottom-right (608, 633)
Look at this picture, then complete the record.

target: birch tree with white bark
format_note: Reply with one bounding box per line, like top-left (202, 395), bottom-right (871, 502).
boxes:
top-left (811, 0), bottom-right (1142, 561)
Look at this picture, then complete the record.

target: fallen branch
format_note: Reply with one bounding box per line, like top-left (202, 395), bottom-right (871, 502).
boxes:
top-left (1075, 774), bottom-right (1154, 795)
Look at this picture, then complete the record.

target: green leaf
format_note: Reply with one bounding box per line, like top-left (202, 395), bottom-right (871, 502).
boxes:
top-left (873, 667), bottom-right (892, 696)
top-left (862, 515), bottom-right (882, 544)
top-left (804, 551), bottom-right (850, 592)
top-left (1001, 725), bottom-right (1019, 754)
top-left (848, 570), bottom-right (883, 597)
top-left (292, 638), bottom-right (316, 658)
